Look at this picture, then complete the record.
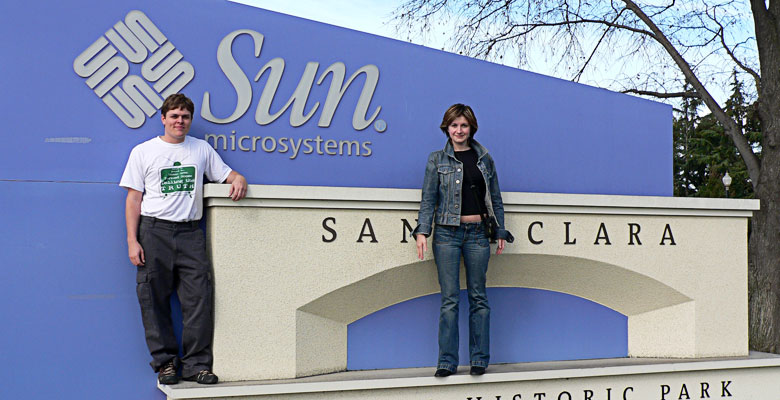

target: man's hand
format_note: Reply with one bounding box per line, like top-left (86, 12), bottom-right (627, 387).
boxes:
top-left (125, 188), bottom-right (145, 267)
top-left (128, 239), bottom-right (145, 266)
top-left (226, 171), bottom-right (247, 201)
top-left (416, 234), bottom-right (428, 260)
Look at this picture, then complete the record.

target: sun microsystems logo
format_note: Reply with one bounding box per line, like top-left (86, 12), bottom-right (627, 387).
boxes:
top-left (73, 10), bottom-right (194, 129)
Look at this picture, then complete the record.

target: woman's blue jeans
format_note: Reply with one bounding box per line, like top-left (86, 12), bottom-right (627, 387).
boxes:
top-left (433, 222), bottom-right (491, 372)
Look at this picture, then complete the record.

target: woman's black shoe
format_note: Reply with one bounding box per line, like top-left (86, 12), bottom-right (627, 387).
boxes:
top-left (434, 368), bottom-right (454, 377)
top-left (470, 366), bottom-right (486, 375)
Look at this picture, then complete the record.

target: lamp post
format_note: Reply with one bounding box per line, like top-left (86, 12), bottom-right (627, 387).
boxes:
top-left (722, 171), bottom-right (732, 198)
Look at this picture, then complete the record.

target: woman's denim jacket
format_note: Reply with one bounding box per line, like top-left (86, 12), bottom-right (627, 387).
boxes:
top-left (413, 139), bottom-right (514, 242)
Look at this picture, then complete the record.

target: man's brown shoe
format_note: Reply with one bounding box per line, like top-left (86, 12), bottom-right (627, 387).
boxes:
top-left (157, 360), bottom-right (179, 385)
top-left (184, 370), bottom-right (218, 385)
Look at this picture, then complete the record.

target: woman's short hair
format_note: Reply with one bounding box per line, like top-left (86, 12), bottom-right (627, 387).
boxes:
top-left (439, 103), bottom-right (478, 138)
top-left (161, 93), bottom-right (195, 116)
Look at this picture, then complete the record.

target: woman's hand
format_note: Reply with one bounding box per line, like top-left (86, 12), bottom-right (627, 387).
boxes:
top-left (496, 238), bottom-right (506, 255)
top-left (416, 234), bottom-right (428, 260)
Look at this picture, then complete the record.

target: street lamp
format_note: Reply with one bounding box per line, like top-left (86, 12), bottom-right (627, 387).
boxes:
top-left (722, 171), bottom-right (732, 197)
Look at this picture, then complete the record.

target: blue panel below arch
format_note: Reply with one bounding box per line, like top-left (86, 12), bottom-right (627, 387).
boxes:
top-left (347, 288), bottom-right (627, 370)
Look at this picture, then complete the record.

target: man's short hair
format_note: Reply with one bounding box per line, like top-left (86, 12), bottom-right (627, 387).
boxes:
top-left (161, 93), bottom-right (195, 116)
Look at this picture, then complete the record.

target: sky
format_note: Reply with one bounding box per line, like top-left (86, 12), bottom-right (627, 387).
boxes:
top-left (230, 0), bottom-right (403, 40)
top-left (229, 0), bottom-right (749, 108)
top-left (227, 0), bottom-right (584, 82)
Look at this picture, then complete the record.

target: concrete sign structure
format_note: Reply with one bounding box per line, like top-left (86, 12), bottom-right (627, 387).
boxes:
top-left (1, 1), bottom-right (773, 400)
top-left (202, 186), bottom-right (755, 380)
top-left (157, 185), bottom-right (767, 399)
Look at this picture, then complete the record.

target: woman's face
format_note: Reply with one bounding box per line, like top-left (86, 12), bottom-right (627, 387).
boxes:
top-left (447, 115), bottom-right (471, 148)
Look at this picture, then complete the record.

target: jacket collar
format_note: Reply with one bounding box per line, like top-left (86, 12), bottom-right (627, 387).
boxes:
top-left (443, 138), bottom-right (488, 160)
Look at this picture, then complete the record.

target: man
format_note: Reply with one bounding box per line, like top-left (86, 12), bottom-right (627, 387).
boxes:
top-left (120, 93), bottom-right (247, 385)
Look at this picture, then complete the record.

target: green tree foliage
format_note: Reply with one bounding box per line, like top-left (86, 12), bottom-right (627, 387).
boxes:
top-left (674, 74), bottom-right (761, 199)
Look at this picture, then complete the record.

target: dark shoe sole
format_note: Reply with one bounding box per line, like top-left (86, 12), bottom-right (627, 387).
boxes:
top-left (184, 374), bottom-right (219, 384)
top-left (434, 368), bottom-right (454, 377)
top-left (470, 366), bottom-right (486, 375)
top-left (158, 375), bottom-right (179, 385)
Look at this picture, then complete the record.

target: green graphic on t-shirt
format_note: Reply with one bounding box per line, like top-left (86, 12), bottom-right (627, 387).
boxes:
top-left (160, 161), bottom-right (195, 197)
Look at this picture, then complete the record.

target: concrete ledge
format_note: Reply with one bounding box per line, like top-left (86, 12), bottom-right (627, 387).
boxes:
top-left (159, 352), bottom-right (780, 399)
top-left (204, 184), bottom-right (760, 216)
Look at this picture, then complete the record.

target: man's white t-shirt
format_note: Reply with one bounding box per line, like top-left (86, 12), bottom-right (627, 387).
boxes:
top-left (120, 136), bottom-right (232, 222)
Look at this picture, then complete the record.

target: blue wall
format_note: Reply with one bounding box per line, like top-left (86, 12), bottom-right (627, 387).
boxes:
top-left (0, 1), bottom-right (669, 398)
top-left (348, 288), bottom-right (627, 370)
top-left (1, 0), bottom-right (671, 194)
top-left (0, 181), bottom-right (164, 400)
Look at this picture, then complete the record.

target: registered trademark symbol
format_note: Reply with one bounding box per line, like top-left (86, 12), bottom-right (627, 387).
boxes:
top-left (374, 119), bottom-right (387, 133)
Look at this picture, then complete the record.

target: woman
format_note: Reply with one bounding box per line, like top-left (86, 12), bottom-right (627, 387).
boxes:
top-left (413, 103), bottom-right (514, 377)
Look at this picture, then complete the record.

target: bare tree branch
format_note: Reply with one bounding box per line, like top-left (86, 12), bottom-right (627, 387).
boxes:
top-left (622, 89), bottom-right (701, 98)
top-left (622, 0), bottom-right (760, 185)
top-left (573, 9), bottom-right (627, 82)
top-left (707, 6), bottom-right (762, 93)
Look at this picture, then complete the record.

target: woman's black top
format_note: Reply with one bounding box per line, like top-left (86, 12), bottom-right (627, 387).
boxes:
top-left (454, 148), bottom-right (487, 216)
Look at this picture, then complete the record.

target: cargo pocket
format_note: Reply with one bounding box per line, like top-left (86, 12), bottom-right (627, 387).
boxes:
top-left (136, 269), bottom-right (153, 310)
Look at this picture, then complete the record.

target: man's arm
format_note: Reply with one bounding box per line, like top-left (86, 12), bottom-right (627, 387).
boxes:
top-left (126, 188), bottom-right (145, 266)
top-left (225, 170), bottom-right (247, 201)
